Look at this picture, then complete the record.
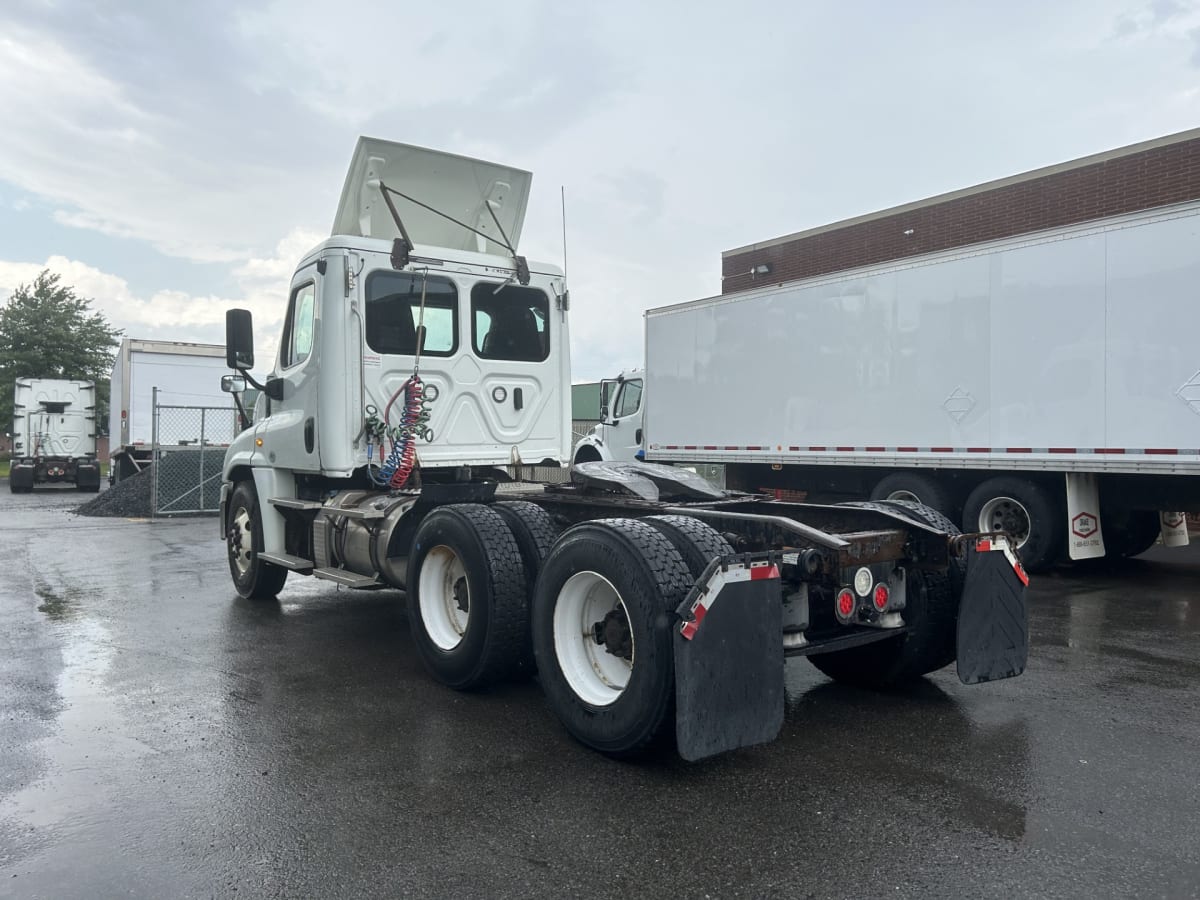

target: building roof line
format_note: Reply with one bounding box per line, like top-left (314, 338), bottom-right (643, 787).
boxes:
top-left (722, 126), bottom-right (1200, 258)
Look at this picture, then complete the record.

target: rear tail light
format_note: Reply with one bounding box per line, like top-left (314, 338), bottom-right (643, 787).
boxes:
top-left (835, 588), bottom-right (856, 624)
top-left (872, 583), bottom-right (890, 611)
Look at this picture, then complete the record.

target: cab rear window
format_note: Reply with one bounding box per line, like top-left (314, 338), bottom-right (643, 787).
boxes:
top-left (365, 271), bottom-right (458, 356)
top-left (471, 284), bottom-right (549, 362)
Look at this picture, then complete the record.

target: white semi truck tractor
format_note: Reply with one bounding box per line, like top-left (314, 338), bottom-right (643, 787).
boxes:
top-left (219, 138), bottom-right (1030, 760)
top-left (9, 377), bottom-right (101, 493)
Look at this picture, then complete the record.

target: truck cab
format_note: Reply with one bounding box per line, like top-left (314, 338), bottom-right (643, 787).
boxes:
top-left (572, 368), bottom-right (645, 465)
top-left (221, 139), bottom-right (570, 506)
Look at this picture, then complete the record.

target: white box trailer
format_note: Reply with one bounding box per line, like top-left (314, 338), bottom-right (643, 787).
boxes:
top-left (640, 200), bottom-right (1200, 570)
top-left (9, 377), bottom-right (101, 492)
top-left (109, 339), bottom-right (233, 482)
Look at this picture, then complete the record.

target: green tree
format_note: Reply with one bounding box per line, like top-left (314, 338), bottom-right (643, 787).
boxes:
top-left (0, 270), bottom-right (123, 436)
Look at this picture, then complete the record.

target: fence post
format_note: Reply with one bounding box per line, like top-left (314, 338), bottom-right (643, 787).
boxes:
top-left (199, 406), bottom-right (207, 512)
top-left (151, 386), bottom-right (158, 518)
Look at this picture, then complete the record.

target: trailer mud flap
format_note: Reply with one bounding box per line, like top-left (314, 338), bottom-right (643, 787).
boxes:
top-left (674, 559), bottom-right (784, 761)
top-left (956, 539), bottom-right (1029, 685)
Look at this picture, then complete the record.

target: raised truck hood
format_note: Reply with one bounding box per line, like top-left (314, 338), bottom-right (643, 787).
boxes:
top-left (331, 137), bottom-right (533, 254)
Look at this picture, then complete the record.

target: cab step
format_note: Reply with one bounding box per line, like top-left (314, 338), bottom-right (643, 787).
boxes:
top-left (313, 567), bottom-right (381, 589)
top-left (258, 552), bottom-right (315, 574)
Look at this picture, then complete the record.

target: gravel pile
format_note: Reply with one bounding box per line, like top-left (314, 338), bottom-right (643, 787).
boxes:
top-left (77, 466), bottom-right (154, 517)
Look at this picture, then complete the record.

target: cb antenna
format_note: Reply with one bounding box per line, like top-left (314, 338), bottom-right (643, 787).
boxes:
top-left (559, 186), bottom-right (570, 312)
top-left (561, 185), bottom-right (569, 279)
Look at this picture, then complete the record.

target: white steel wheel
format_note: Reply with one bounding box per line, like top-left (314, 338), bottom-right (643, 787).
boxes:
top-left (418, 544), bottom-right (471, 651)
top-left (229, 505), bottom-right (254, 576)
top-left (884, 489), bottom-right (921, 503)
top-left (977, 496), bottom-right (1031, 548)
top-left (553, 571), bottom-right (634, 707)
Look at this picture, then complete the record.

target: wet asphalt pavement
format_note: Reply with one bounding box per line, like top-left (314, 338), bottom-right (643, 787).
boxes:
top-left (1, 484), bottom-right (1199, 899)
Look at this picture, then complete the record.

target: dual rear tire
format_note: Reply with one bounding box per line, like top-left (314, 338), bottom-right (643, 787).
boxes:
top-left (408, 505), bottom-right (733, 756)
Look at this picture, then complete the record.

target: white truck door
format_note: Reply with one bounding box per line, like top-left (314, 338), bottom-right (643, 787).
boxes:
top-left (604, 376), bottom-right (645, 462)
top-left (266, 265), bottom-right (323, 472)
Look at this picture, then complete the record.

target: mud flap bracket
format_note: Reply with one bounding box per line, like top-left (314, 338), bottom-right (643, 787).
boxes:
top-left (956, 538), bottom-right (1029, 684)
top-left (673, 557), bottom-right (784, 761)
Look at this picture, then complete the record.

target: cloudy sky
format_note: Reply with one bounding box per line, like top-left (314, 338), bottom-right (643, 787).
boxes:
top-left (1, 0), bottom-right (1198, 381)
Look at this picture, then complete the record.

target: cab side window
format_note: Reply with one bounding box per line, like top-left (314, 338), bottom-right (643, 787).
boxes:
top-left (472, 284), bottom-right (550, 362)
top-left (616, 379), bottom-right (643, 418)
top-left (281, 282), bottom-right (316, 369)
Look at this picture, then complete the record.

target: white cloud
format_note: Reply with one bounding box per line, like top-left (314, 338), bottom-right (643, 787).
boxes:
top-left (0, 228), bottom-right (321, 373)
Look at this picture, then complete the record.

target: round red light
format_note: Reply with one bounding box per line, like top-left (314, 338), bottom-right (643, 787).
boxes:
top-left (836, 589), bottom-right (855, 619)
top-left (873, 583), bottom-right (890, 611)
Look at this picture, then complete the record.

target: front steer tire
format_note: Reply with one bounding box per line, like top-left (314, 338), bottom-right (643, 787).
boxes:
top-left (408, 504), bottom-right (530, 690)
top-left (532, 519), bottom-right (693, 758)
top-left (226, 480), bottom-right (288, 600)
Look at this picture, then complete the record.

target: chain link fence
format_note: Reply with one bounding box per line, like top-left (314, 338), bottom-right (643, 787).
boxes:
top-left (152, 390), bottom-right (238, 516)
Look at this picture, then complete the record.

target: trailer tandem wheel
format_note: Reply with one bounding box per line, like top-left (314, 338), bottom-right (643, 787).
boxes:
top-left (962, 476), bottom-right (1062, 572)
top-left (227, 480), bottom-right (288, 600)
top-left (532, 519), bottom-right (693, 757)
top-left (408, 504), bottom-right (531, 690)
top-left (869, 472), bottom-right (957, 519)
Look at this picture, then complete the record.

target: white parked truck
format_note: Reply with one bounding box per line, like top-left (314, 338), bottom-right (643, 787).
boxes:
top-left (108, 338), bottom-right (232, 483)
top-left (580, 201), bottom-right (1200, 572)
top-left (9, 377), bottom-right (101, 493)
top-left (218, 137), bottom-right (1030, 761)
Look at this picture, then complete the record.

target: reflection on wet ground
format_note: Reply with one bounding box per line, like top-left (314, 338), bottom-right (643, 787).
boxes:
top-left (1, 485), bottom-right (1198, 898)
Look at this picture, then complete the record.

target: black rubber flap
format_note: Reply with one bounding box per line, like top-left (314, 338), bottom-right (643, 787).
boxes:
top-left (674, 574), bottom-right (784, 761)
top-left (957, 546), bottom-right (1029, 684)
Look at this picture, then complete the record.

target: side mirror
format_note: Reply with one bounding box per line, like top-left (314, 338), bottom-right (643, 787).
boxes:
top-left (226, 308), bottom-right (255, 369)
top-left (221, 374), bottom-right (247, 394)
top-left (599, 405), bottom-right (610, 423)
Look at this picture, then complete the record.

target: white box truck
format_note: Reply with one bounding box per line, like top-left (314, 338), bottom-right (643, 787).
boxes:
top-left (588, 200), bottom-right (1200, 572)
top-left (9, 377), bottom-right (101, 492)
top-left (214, 137), bottom-right (1029, 761)
top-left (108, 339), bottom-right (232, 483)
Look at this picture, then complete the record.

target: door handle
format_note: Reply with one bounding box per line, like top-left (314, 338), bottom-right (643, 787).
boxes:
top-left (304, 417), bottom-right (315, 454)
top-left (513, 387), bottom-right (524, 411)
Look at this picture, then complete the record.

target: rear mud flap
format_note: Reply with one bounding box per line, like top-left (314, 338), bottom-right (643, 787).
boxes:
top-left (956, 543), bottom-right (1029, 684)
top-left (674, 560), bottom-right (784, 761)
top-left (10, 465), bottom-right (35, 490)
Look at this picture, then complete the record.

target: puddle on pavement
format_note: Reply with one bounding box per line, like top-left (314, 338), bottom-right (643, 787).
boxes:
top-left (4, 604), bottom-right (156, 831)
top-left (35, 582), bottom-right (82, 621)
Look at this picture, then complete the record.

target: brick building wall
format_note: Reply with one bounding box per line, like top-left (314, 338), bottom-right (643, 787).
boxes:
top-left (722, 128), bottom-right (1200, 294)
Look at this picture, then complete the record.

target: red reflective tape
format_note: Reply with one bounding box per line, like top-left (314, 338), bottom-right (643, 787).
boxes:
top-left (967, 447), bottom-right (989, 453)
top-left (703, 445), bottom-right (718, 451)
top-left (745, 446), bottom-right (763, 451)
top-left (808, 446), bottom-right (827, 452)
top-left (788, 446), bottom-right (801, 451)
top-left (898, 446), bottom-right (919, 452)
top-left (931, 446), bottom-right (953, 453)
top-left (835, 446), bottom-right (855, 452)
top-left (749, 564), bottom-right (781, 581)
top-left (865, 446), bottom-right (886, 452)
top-left (1006, 448), bottom-right (1032, 453)
top-left (1144, 448), bottom-right (1179, 455)
top-left (1014, 561), bottom-right (1030, 586)
top-left (723, 445), bottom-right (738, 451)
top-left (681, 602), bottom-right (705, 643)
top-left (976, 539), bottom-right (992, 552)
top-left (684, 445), bottom-right (697, 450)
top-left (664, 445), bottom-right (679, 450)
top-left (1048, 448), bottom-right (1076, 454)
top-left (1095, 448), bottom-right (1125, 454)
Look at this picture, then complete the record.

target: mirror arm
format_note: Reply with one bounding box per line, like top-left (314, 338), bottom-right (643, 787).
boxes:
top-left (231, 391), bottom-right (251, 432)
top-left (235, 367), bottom-right (284, 400)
